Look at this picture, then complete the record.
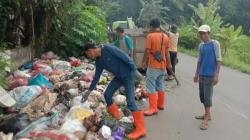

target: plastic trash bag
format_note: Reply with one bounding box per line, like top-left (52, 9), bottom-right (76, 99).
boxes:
top-left (15, 113), bottom-right (59, 139)
top-left (71, 96), bottom-right (91, 108)
top-left (0, 86), bottom-right (16, 107)
top-left (19, 61), bottom-right (34, 70)
top-left (30, 130), bottom-right (80, 140)
top-left (29, 73), bottom-right (53, 89)
top-left (21, 93), bottom-right (57, 120)
top-left (70, 60), bottom-right (81, 67)
top-left (0, 113), bottom-right (31, 134)
top-left (113, 95), bottom-right (127, 106)
top-left (99, 125), bottom-right (111, 139)
top-left (60, 119), bottom-right (87, 133)
top-left (64, 105), bottom-right (93, 121)
top-left (14, 70), bottom-right (31, 79)
top-left (41, 51), bottom-right (56, 60)
top-left (52, 60), bottom-right (71, 71)
top-left (0, 132), bottom-right (13, 140)
top-left (111, 127), bottom-right (125, 140)
top-left (9, 86), bottom-right (42, 109)
top-left (8, 77), bottom-right (28, 90)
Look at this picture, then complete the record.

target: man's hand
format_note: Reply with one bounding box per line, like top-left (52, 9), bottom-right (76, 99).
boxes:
top-left (194, 74), bottom-right (199, 83)
top-left (81, 90), bottom-right (91, 103)
top-left (213, 75), bottom-right (219, 85)
top-left (141, 61), bottom-right (147, 70)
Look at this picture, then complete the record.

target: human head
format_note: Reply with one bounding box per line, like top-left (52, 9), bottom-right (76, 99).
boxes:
top-left (149, 18), bottom-right (161, 30)
top-left (198, 25), bottom-right (211, 42)
top-left (115, 27), bottom-right (124, 37)
top-left (82, 43), bottom-right (100, 59)
top-left (171, 25), bottom-right (178, 33)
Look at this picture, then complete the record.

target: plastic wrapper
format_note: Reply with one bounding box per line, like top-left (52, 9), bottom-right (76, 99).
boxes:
top-left (9, 86), bottom-right (42, 109)
top-left (0, 113), bottom-right (31, 134)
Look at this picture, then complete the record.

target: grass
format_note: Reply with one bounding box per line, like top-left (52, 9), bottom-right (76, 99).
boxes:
top-left (179, 46), bottom-right (250, 74)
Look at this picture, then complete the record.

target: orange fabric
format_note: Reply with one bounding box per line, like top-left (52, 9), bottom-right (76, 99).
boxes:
top-left (146, 32), bottom-right (170, 70)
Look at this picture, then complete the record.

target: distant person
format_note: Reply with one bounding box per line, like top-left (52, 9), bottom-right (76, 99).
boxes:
top-left (82, 44), bottom-right (146, 139)
top-left (194, 25), bottom-right (222, 130)
top-left (141, 18), bottom-right (172, 116)
top-left (166, 25), bottom-right (179, 81)
top-left (113, 27), bottom-right (134, 58)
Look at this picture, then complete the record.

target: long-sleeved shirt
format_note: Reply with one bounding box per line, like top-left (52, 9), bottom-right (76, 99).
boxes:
top-left (89, 45), bottom-right (136, 91)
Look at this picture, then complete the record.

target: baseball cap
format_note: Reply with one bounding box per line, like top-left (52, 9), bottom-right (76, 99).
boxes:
top-left (198, 25), bottom-right (211, 32)
top-left (0, 86), bottom-right (16, 107)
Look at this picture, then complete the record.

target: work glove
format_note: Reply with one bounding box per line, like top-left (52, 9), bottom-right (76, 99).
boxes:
top-left (81, 90), bottom-right (91, 103)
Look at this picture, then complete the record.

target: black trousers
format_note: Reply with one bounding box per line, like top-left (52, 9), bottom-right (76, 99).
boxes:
top-left (167, 51), bottom-right (177, 75)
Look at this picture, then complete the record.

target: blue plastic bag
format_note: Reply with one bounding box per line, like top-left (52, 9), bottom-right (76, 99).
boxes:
top-left (28, 73), bottom-right (53, 89)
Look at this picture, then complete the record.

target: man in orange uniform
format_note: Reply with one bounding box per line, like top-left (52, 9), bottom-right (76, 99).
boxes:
top-left (142, 19), bottom-right (172, 116)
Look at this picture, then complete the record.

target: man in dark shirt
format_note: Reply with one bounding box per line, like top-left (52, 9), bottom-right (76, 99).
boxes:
top-left (82, 43), bottom-right (146, 139)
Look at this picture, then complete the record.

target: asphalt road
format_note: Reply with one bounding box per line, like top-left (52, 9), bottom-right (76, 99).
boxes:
top-left (143, 53), bottom-right (250, 140)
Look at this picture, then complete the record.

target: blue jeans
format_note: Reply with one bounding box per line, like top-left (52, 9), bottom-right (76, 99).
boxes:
top-left (146, 68), bottom-right (166, 93)
top-left (104, 71), bottom-right (138, 112)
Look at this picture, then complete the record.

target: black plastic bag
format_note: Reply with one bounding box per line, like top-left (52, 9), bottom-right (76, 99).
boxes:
top-left (0, 113), bottom-right (31, 134)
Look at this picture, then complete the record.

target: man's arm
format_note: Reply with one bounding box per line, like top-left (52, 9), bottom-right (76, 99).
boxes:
top-left (125, 36), bottom-right (134, 57)
top-left (141, 49), bottom-right (149, 69)
top-left (213, 40), bottom-right (222, 85)
top-left (165, 37), bottom-right (172, 69)
top-left (194, 44), bottom-right (202, 83)
top-left (89, 64), bottom-right (103, 91)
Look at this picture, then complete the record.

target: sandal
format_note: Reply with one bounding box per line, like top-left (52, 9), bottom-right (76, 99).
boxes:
top-left (195, 115), bottom-right (211, 121)
top-left (200, 122), bottom-right (209, 130)
top-left (165, 76), bottom-right (174, 81)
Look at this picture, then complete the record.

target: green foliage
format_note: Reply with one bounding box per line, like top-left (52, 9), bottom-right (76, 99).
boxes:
top-left (0, 43), bottom-right (10, 86)
top-left (48, 0), bottom-right (108, 57)
top-left (178, 24), bottom-right (199, 49)
top-left (179, 0), bottom-right (250, 73)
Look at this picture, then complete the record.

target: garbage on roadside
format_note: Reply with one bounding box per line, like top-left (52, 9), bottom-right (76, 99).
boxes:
top-left (0, 51), bottom-right (147, 139)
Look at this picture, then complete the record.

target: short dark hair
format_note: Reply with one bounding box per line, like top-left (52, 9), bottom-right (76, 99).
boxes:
top-left (82, 43), bottom-right (97, 52)
top-left (150, 18), bottom-right (161, 28)
top-left (115, 27), bottom-right (124, 33)
top-left (171, 25), bottom-right (178, 33)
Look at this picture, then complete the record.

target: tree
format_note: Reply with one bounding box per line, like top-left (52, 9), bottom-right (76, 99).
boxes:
top-left (219, 0), bottom-right (250, 35)
top-left (138, 0), bottom-right (169, 27)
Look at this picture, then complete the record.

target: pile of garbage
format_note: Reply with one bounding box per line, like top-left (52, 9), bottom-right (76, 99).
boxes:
top-left (0, 51), bottom-right (147, 140)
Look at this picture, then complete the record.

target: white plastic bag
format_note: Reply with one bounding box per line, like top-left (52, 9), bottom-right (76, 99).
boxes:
top-left (52, 60), bottom-right (71, 71)
top-left (9, 86), bottom-right (42, 109)
top-left (99, 125), bottom-right (112, 139)
top-left (61, 119), bottom-right (87, 133)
